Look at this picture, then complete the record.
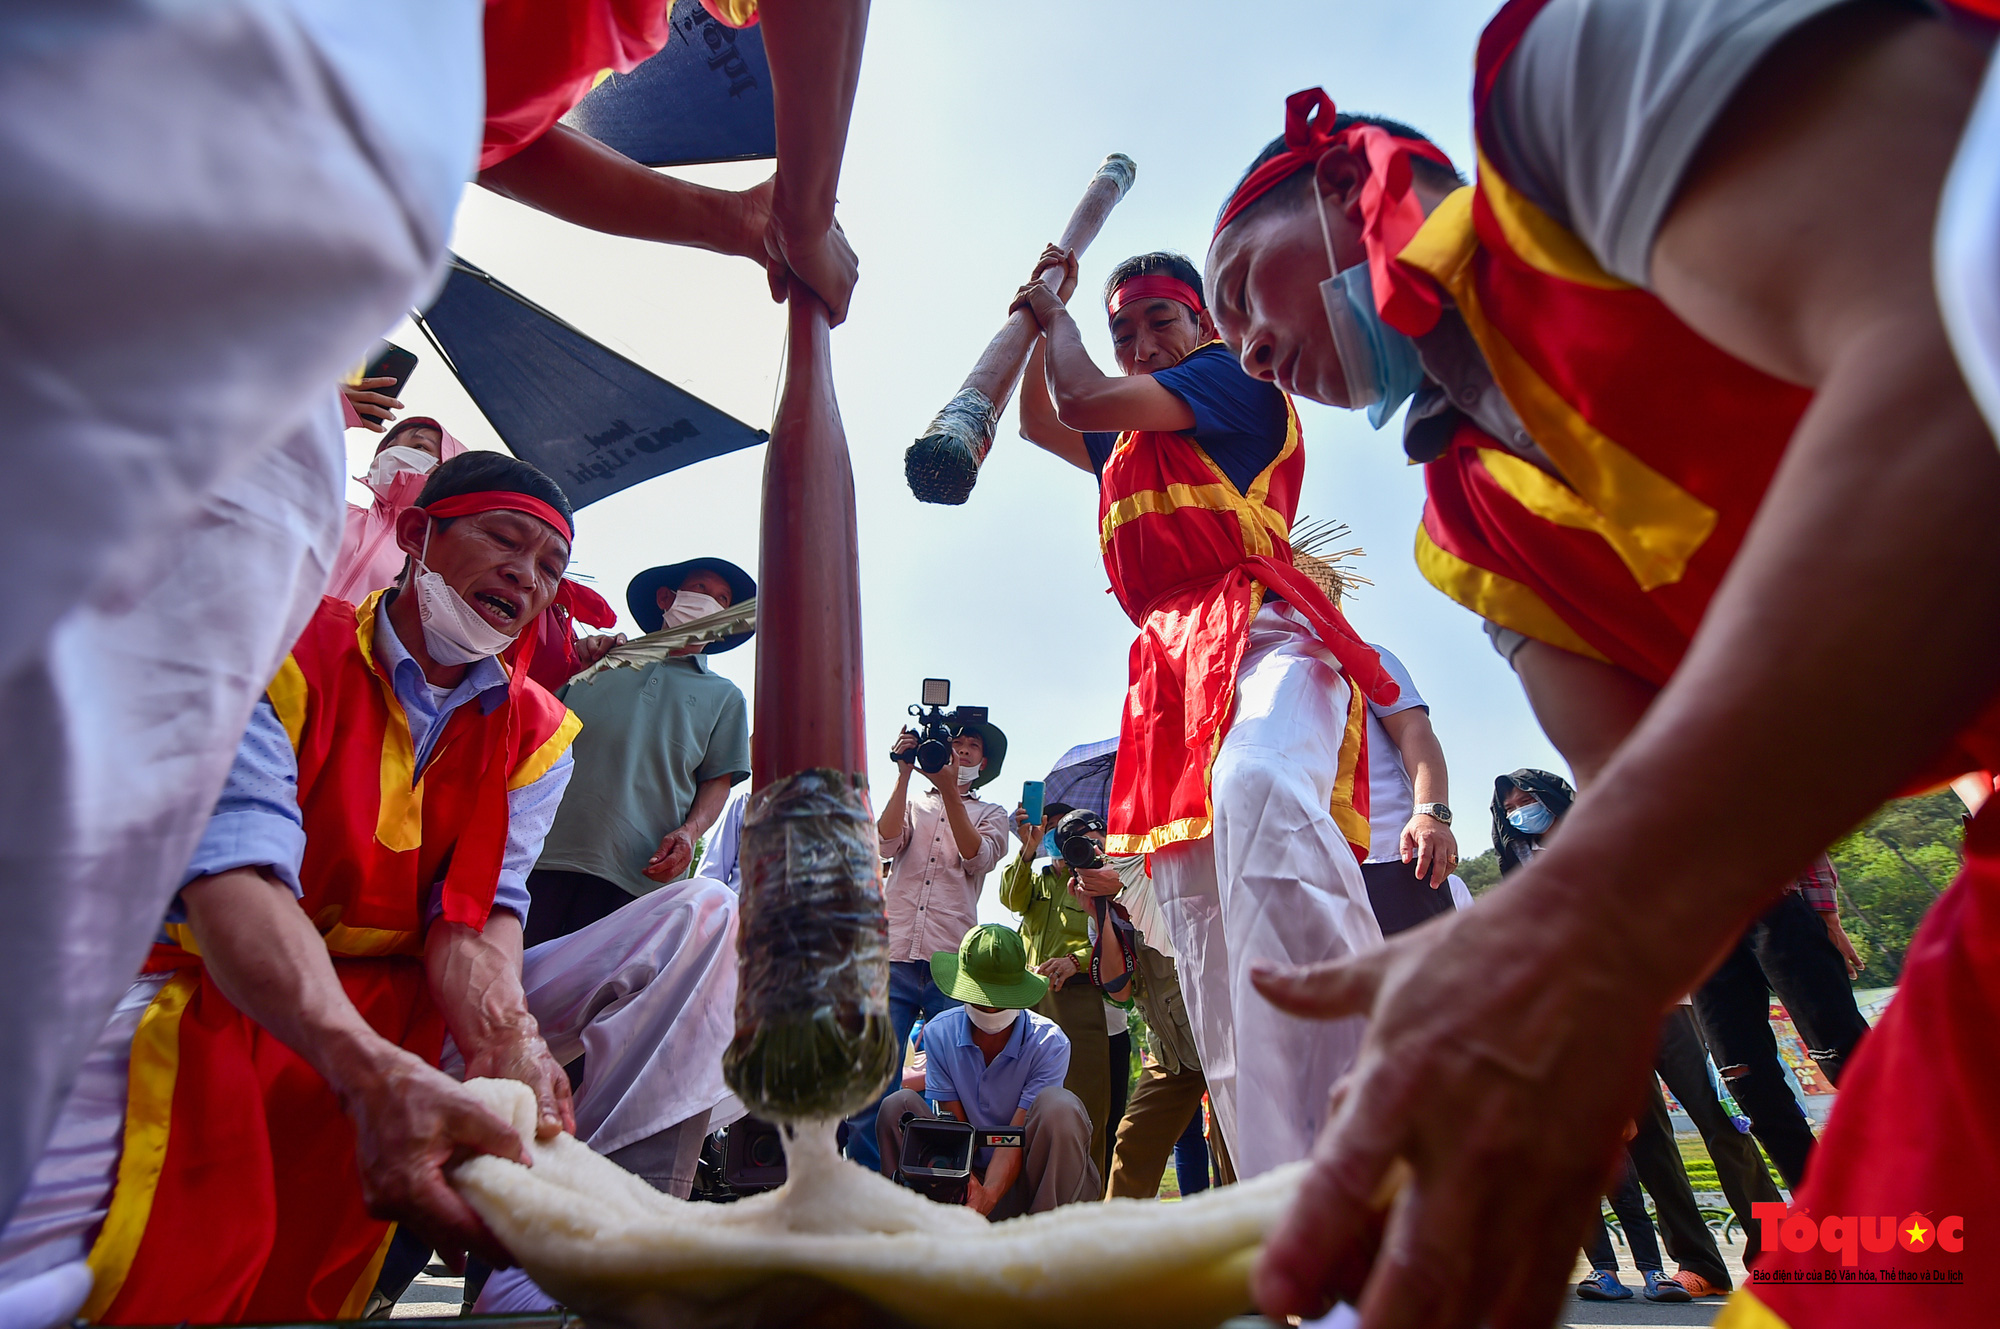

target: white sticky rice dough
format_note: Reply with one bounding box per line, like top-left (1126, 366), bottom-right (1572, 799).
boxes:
top-left (451, 1079), bottom-right (1303, 1329)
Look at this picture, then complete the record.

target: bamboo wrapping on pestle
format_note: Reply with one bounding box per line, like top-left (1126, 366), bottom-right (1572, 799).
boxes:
top-left (907, 153), bottom-right (1136, 505)
top-left (728, 293), bottom-right (895, 1122)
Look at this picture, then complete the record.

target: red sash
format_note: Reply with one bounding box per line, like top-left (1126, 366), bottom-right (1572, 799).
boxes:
top-left (1097, 371), bottom-right (1394, 858)
top-left (89, 594), bottom-right (578, 1323)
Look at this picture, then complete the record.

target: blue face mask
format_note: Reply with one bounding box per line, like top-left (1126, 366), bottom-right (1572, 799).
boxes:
top-left (1506, 801), bottom-right (1554, 835)
top-left (1321, 260), bottom-right (1426, 428)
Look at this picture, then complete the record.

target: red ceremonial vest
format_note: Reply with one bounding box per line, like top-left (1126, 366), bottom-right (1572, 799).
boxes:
top-left (95, 593), bottom-right (578, 1325)
top-left (1399, 0), bottom-right (2000, 785)
top-left (1097, 363), bottom-right (1394, 857)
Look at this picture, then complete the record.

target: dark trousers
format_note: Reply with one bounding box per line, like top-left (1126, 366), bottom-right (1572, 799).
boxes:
top-left (1692, 891), bottom-right (1870, 1189)
top-left (1173, 1106), bottom-right (1210, 1196)
top-left (1360, 857), bottom-right (1456, 936)
top-left (844, 960), bottom-right (961, 1172)
top-left (523, 869), bottom-right (634, 949)
top-left (1587, 1161), bottom-right (1662, 1273)
top-left (1628, 1072), bottom-right (1733, 1287)
top-left (1655, 1005), bottom-right (1782, 1263)
top-left (1105, 1029), bottom-right (1131, 1180)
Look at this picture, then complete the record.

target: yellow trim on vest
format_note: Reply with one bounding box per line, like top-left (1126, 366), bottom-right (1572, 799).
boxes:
top-left (1477, 450), bottom-right (1689, 591)
top-left (353, 594), bottom-right (425, 852)
top-left (340, 1224), bottom-right (399, 1320)
top-left (1397, 193), bottom-right (1718, 591)
top-left (1100, 356), bottom-right (1299, 559)
top-left (1470, 154), bottom-right (1633, 291)
top-left (1414, 523), bottom-right (1608, 663)
top-left (312, 905), bottom-right (423, 958)
top-left (161, 923), bottom-right (199, 957)
top-left (1714, 1289), bottom-right (1792, 1329)
top-left (510, 707), bottom-right (582, 792)
top-left (83, 972), bottom-right (199, 1320)
top-left (267, 656), bottom-right (309, 752)
top-left (1106, 815), bottom-right (1212, 857)
top-left (1329, 676), bottom-right (1371, 857)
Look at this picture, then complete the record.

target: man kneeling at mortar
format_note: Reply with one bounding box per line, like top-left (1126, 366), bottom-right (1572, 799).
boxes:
top-left (877, 924), bottom-right (1100, 1218)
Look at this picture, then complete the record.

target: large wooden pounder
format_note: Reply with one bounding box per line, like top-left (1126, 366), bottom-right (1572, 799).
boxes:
top-left (905, 153), bottom-right (1136, 505)
top-left (725, 292), bottom-right (898, 1124)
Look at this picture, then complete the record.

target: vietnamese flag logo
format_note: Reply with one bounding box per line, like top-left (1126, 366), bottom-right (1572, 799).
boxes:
top-left (1901, 1214), bottom-right (1937, 1253)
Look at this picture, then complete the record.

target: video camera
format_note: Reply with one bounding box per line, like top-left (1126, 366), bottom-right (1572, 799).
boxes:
top-left (1052, 808), bottom-right (1108, 870)
top-left (888, 678), bottom-right (989, 775)
top-left (893, 1109), bottom-right (1025, 1206)
top-left (689, 1115), bottom-right (849, 1202)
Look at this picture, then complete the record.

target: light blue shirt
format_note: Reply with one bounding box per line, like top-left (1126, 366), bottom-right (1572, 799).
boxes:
top-left (692, 789), bottom-right (746, 891)
top-left (181, 595), bottom-right (572, 923)
top-left (920, 1005), bottom-right (1070, 1165)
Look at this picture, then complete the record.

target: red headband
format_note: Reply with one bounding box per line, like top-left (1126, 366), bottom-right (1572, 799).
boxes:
top-left (1214, 88), bottom-right (1456, 337)
top-left (1109, 275), bottom-right (1203, 317)
top-left (423, 491), bottom-right (573, 542)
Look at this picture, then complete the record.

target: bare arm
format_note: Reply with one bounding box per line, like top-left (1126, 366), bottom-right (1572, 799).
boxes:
top-left (646, 772), bottom-right (738, 882)
top-left (425, 913), bottom-right (573, 1140)
top-left (964, 1106), bottom-right (1031, 1217)
top-left (479, 125), bottom-right (769, 258)
top-left (1018, 338), bottom-right (1096, 472)
top-left (1018, 287), bottom-right (1196, 434)
top-left (1378, 708), bottom-right (1458, 886)
top-left (183, 869), bottom-right (527, 1266)
top-left (754, 0), bottom-right (870, 321)
top-left (877, 743), bottom-right (916, 842)
top-left (1250, 12), bottom-right (2000, 1326)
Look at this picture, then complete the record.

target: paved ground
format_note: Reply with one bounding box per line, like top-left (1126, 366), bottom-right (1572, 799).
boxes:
top-left (394, 1233), bottom-right (1753, 1324)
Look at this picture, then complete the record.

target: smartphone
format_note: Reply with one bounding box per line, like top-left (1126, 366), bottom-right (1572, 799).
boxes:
top-left (1022, 780), bottom-right (1045, 827)
top-left (362, 341), bottom-right (419, 398)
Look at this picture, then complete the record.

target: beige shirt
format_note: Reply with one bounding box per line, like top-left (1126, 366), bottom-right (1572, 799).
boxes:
top-left (879, 782), bottom-right (1011, 961)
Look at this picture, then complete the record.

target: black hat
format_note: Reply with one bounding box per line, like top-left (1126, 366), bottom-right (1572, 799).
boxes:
top-left (626, 558), bottom-right (757, 653)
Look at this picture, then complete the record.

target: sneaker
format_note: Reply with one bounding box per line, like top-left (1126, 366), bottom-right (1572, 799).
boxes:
top-left (1577, 1270), bottom-right (1632, 1301)
top-left (1643, 1270), bottom-right (1693, 1302)
top-left (1669, 1270), bottom-right (1729, 1298)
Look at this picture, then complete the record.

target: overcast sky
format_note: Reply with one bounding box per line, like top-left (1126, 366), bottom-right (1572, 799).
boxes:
top-left (363, 0), bottom-right (1566, 917)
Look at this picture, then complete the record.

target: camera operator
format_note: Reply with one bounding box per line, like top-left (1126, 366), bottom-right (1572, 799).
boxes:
top-left (876, 925), bottom-right (1100, 1218)
top-left (1001, 800), bottom-right (1112, 1175)
top-left (843, 712), bottom-right (1012, 1172)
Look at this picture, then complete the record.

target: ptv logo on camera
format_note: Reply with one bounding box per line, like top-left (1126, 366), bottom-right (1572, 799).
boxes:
top-left (1754, 1202), bottom-right (1964, 1266)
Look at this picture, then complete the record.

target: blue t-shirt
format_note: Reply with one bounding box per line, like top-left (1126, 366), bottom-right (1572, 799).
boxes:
top-left (1082, 342), bottom-right (1290, 493)
top-left (920, 1005), bottom-right (1071, 1165)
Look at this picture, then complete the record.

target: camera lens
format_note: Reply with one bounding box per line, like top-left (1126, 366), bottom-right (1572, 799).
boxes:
top-left (748, 1134), bottom-right (783, 1168)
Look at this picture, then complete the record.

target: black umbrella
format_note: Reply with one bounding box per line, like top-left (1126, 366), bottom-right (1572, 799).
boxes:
top-left (1045, 737), bottom-right (1119, 821)
top-left (412, 256), bottom-right (769, 509)
top-left (561, 0), bottom-right (776, 167)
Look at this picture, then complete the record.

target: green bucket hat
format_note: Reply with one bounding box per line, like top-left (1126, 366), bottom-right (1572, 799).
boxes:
top-left (931, 924), bottom-right (1048, 1010)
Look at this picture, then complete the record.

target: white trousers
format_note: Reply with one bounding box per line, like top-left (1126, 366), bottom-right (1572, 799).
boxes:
top-left (1149, 605), bottom-right (1384, 1180)
top-left (1939, 41), bottom-right (2000, 449)
top-left (0, 0), bottom-right (481, 1238)
top-left (0, 884), bottom-right (741, 1323)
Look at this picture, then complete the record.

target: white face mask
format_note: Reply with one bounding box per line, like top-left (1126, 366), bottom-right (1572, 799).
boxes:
top-left (364, 444), bottom-right (438, 493)
top-left (957, 761), bottom-right (982, 787)
top-left (411, 522), bottom-right (521, 665)
top-left (661, 590), bottom-right (725, 630)
top-left (965, 1005), bottom-right (1019, 1035)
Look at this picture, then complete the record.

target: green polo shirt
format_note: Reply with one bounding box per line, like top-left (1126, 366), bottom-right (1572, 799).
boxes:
top-left (534, 654), bottom-right (750, 897)
top-left (998, 855), bottom-right (1093, 971)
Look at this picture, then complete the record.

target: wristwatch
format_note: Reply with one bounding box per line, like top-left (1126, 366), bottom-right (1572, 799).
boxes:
top-left (1413, 802), bottom-right (1452, 825)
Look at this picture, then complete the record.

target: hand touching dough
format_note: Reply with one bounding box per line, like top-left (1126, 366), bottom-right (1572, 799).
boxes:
top-left (451, 1079), bottom-right (1302, 1329)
